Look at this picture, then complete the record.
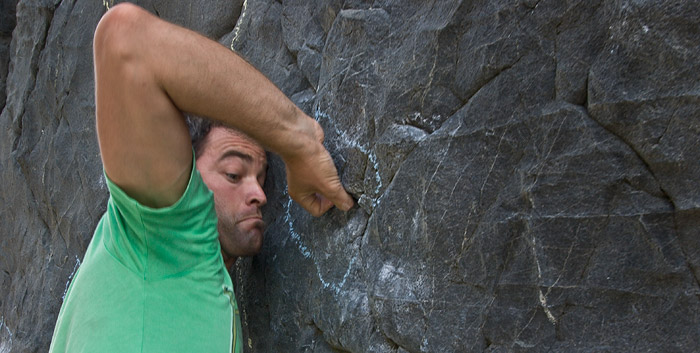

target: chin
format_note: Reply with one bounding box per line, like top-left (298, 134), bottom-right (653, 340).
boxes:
top-left (244, 231), bottom-right (264, 255)
top-left (233, 226), bottom-right (264, 257)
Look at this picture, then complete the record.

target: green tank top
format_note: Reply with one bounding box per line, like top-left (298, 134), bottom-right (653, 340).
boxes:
top-left (49, 159), bottom-right (243, 353)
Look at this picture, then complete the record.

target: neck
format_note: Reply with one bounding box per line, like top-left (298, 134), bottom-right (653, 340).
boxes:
top-left (222, 251), bottom-right (237, 272)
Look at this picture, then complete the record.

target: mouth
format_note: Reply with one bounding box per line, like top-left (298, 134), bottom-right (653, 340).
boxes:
top-left (237, 216), bottom-right (266, 232)
top-left (238, 215), bottom-right (263, 223)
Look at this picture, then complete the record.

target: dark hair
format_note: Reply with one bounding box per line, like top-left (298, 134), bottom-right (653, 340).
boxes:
top-left (185, 114), bottom-right (222, 158)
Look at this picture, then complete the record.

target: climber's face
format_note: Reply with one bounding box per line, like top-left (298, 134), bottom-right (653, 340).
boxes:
top-left (195, 127), bottom-right (267, 266)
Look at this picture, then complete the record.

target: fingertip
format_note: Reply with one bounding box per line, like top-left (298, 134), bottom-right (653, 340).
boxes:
top-left (300, 192), bottom-right (352, 216)
top-left (340, 196), bottom-right (354, 211)
top-left (326, 187), bottom-right (354, 212)
top-left (336, 190), bottom-right (354, 211)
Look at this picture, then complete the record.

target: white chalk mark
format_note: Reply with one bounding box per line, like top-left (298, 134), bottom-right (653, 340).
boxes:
top-left (378, 263), bottom-right (395, 281)
top-left (530, 236), bottom-right (557, 324)
top-left (320, 257), bottom-right (356, 295)
top-left (282, 188), bottom-right (356, 295)
top-left (0, 316), bottom-right (13, 353)
top-left (99, 173), bottom-right (107, 190)
top-left (284, 194), bottom-right (311, 258)
top-left (230, 0), bottom-right (249, 50)
top-left (314, 107), bottom-right (384, 206)
top-left (420, 337), bottom-right (429, 352)
top-left (102, 0), bottom-right (114, 11)
top-left (538, 290), bottom-right (556, 323)
top-left (62, 255), bottom-right (81, 301)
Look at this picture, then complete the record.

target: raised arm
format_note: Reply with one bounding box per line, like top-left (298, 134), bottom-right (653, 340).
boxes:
top-left (93, 3), bottom-right (352, 215)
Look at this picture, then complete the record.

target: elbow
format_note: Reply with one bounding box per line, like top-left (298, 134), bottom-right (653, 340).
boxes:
top-left (93, 3), bottom-right (149, 66)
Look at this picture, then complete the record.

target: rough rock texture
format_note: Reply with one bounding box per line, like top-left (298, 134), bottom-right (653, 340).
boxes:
top-left (1, 0), bottom-right (700, 352)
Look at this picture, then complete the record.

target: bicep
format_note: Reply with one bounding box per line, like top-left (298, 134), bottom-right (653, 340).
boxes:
top-left (94, 8), bottom-right (192, 208)
top-left (96, 105), bottom-right (193, 209)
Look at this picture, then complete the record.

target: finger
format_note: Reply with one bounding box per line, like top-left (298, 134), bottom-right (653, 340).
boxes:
top-left (323, 183), bottom-right (355, 212)
top-left (299, 193), bottom-right (333, 217)
top-left (315, 194), bottom-right (335, 215)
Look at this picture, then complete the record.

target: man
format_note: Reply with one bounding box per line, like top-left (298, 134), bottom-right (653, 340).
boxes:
top-left (48, 3), bottom-right (353, 353)
top-left (187, 117), bottom-right (268, 269)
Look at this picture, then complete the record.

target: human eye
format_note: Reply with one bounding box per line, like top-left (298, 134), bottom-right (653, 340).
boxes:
top-left (226, 173), bottom-right (241, 183)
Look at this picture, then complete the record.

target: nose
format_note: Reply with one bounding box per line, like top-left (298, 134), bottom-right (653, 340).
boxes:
top-left (245, 178), bottom-right (267, 207)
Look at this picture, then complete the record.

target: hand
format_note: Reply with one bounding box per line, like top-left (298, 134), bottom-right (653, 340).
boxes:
top-left (283, 121), bottom-right (354, 217)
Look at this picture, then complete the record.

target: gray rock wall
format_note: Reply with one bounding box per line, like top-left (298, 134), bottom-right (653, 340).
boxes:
top-left (1, 0), bottom-right (699, 352)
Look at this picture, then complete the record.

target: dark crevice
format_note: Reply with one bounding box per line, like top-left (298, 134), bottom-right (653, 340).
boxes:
top-left (317, 5), bottom-right (354, 94)
top-left (16, 153), bottom-right (50, 229)
top-left (10, 2), bottom-right (57, 153)
top-left (585, 120), bottom-right (672, 206)
top-left (377, 327), bottom-right (414, 353)
top-left (216, 0), bottom-right (246, 43)
top-left (283, 41), bottom-right (315, 94)
top-left (371, 137), bottom-right (422, 206)
top-left (584, 86), bottom-right (700, 293)
top-left (285, 39), bottom-right (299, 63)
top-left (522, 0), bottom-right (542, 11)
top-left (583, 97), bottom-right (674, 209)
top-left (448, 84), bottom-right (467, 108)
top-left (351, 209), bottom-right (370, 247)
top-left (398, 117), bottom-right (436, 135)
top-left (383, 336), bottom-right (401, 351)
top-left (579, 75), bottom-right (589, 106)
top-left (354, 220), bottom-right (370, 283)
top-left (10, 114), bottom-right (20, 151)
top-left (309, 320), bottom-right (352, 353)
top-left (31, 190), bottom-right (52, 238)
top-left (153, 7), bottom-right (160, 17)
top-left (653, 105), bottom-right (678, 145)
top-left (0, 0), bottom-right (18, 112)
top-left (348, 128), bottom-right (424, 215)
top-left (52, 0), bottom-right (77, 120)
top-left (463, 54), bottom-right (525, 112)
top-left (50, 182), bottom-right (71, 253)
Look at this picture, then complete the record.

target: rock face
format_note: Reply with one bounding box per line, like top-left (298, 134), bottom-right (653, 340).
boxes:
top-left (1, 0), bottom-right (699, 352)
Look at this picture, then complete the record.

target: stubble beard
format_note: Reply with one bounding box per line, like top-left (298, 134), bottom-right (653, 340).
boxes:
top-left (218, 215), bottom-right (265, 258)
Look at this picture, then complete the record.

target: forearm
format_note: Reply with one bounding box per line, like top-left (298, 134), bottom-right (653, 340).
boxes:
top-left (94, 3), bottom-right (351, 213)
top-left (127, 5), bottom-right (316, 160)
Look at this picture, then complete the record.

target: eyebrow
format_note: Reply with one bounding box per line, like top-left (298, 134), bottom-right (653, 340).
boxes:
top-left (218, 149), bottom-right (268, 173)
top-left (219, 149), bottom-right (253, 163)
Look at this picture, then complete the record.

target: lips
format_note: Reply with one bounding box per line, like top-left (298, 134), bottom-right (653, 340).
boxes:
top-left (238, 215), bottom-right (263, 223)
top-left (237, 216), bottom-right (266, 232)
